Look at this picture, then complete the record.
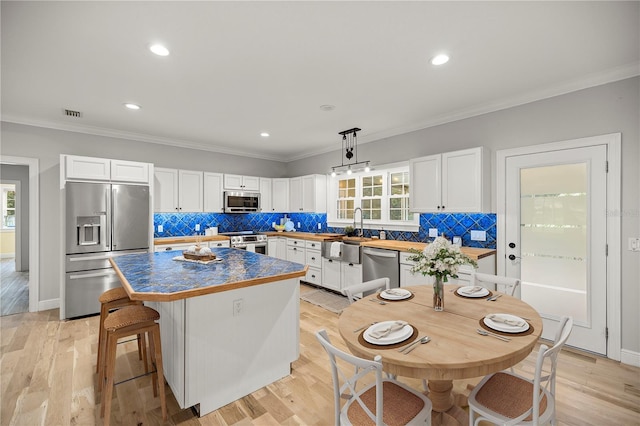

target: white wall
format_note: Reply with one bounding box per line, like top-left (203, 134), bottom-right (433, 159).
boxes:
top-left (0, 164), bottom-right (29, 270)
top-left (288, 76), bottom-right (640, 355)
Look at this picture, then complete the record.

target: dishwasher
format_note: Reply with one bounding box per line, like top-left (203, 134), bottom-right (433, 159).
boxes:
top-left (362, 247), bottom-right (400, 288)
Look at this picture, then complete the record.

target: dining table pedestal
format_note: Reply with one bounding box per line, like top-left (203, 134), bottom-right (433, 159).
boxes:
top-left (426, 379), bottom-right (468, 425)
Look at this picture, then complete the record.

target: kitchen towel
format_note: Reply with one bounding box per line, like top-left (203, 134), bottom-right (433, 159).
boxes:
top-left (246, 243), bottom-right (256, 253)
top-left (330, 241), bottom-right (341, 258)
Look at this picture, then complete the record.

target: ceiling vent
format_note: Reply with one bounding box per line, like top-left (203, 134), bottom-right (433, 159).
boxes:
top-left (63, 109), bottom-right (82, 118)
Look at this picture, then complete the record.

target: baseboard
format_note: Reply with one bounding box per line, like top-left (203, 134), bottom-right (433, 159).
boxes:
top-left (38, 298), bottom-right (59, 312)
top-left (620, 349), bottom-right (640, 367)
top-left (0, 253), bottom-right (15, 259)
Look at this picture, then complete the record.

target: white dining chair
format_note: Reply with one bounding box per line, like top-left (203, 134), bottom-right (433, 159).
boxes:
top-left (468, 316), bottom-right (573, 426)
top-left (315, 329), bottom-right (432, 426)
top-left (470, 272), bottom-right (520, 297)
top-left (343, 277), bottom-right (390, 304)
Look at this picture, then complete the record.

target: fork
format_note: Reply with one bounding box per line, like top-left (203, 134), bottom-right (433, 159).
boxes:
top-left (476, 328), bottom-right (511, 342)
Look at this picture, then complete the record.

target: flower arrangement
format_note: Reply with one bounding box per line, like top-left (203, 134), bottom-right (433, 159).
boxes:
top-left (407, 236), bottom-right (477, 281)
top-left (407, 236), bottom-right (477, 311)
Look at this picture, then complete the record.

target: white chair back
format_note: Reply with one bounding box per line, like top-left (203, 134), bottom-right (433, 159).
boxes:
top-left (470, 272), bottom-right (520, 296)
top-left (344, 278), bottom-right (390, 304)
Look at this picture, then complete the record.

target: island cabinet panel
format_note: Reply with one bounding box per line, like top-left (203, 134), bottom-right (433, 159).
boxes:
top-left (182, 279), bottom-right (300, 413)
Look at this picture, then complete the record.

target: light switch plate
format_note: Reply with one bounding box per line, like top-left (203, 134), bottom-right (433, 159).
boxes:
top-left (471, 230), bottom-right (486, 241)
top-left (195, 224), bottom-right (200, 232)
top-left (158, 225), bottom-right (163, 233)
top-left (629, 237), bottom-right (640, 251)
top-left (429, 228), bottom-right (439, 238)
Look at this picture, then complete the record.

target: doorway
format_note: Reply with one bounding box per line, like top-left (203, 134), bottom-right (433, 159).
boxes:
top-left (497, 134), bottom-right (621, 359)
top-left (0, 156), bottom-right (39, 314)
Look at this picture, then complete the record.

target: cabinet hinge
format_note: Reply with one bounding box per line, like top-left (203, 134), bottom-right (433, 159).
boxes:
top-left (606, 244), bottom-right (608, 256)
top-left (605, 161), bottom-right (609, 173)
top-left (605, 327), bottom-right (609, 339)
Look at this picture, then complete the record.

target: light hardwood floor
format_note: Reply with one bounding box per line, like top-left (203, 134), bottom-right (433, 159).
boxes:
top-left (0, 258), bottom-right (29, 317)
top-left (1, 284), bottom-right (638, 425)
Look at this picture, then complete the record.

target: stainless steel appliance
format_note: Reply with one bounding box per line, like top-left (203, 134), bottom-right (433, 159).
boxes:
top-left (65, 182), bottom-right (150, 319)
top-left (362, 247), bottom-right (400, 288)
top-left (223, 231), bottom-right (267, 254)
top-left (321, 240), bottom-right (362, 264)
top-left (224, 191), bottom-right (261, 213)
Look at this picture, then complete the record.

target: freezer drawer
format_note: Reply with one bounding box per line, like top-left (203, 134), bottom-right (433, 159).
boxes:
top-left (66, 250), bottom-right (148, 273)
top-left (65, 269), bottom-right (123, 318)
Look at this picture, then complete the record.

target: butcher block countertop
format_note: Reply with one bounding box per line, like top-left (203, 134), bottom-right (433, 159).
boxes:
top-left (110, 248), bottom-right (307, 302)
top-left (360, 240), bottom-right (496, 260)
top-left (263, 231), bottom-right (343, 241)
top-left (154, 235), bottom-right (230, 245)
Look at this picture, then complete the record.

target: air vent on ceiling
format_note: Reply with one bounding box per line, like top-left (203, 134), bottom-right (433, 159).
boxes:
top-left (63, 109), bottom-right (82, 118)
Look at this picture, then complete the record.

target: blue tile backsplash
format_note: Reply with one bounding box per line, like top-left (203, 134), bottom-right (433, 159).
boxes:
top-left (154, 212), bottom-right (496, 249)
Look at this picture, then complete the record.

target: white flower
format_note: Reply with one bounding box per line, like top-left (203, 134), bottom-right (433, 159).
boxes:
top-left (407, 236), bottom-right (477, 282)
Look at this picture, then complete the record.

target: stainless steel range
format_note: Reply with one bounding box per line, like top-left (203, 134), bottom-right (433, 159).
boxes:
top-left (222, 231), bottom-right (267, 254)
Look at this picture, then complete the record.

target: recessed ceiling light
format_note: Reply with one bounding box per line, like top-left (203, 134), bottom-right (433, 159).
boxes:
top-left (124, 103), bottom-right (141, 110)
top-left (149, 44), bottom-right (170, 56)
top-left (260, 132), bottom-right (270, 137)
top-left (431, 54), bottom-right (449, 66)
top-left (319, 104), bottom-right (335, 112)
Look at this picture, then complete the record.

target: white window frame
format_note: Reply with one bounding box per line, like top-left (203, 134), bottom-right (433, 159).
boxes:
top-left (327, 163), bottom-right (419, 232)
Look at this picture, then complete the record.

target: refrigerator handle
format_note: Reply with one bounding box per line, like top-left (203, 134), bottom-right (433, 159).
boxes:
top-left (105, 187), bottom-right (112, 250)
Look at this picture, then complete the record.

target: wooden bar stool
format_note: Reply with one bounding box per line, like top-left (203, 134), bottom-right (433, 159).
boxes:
top-left (100, 305), bottom-right (167, 425)
top-left (96, 287), bottom-right (146, 384)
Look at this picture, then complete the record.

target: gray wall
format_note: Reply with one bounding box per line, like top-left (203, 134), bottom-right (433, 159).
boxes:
top-left (0, 76), bottom-right (638, 354)
top-left (289, 76), bottom-right (640, 355)
top-left (0, 164), bottom-right (29, 270)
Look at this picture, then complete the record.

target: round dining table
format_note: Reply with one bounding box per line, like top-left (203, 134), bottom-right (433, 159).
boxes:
top-left (337, 285), bottom-right (542, 426)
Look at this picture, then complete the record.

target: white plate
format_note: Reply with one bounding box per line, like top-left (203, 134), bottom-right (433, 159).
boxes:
top-left (363, 321), bottom-right (414, 345)
top-left (483, 313), bottom-right (530, 333)
top-left (380, 289), bottom-right (412, 300)
top-left (456, 286), bottom-right (490, 298)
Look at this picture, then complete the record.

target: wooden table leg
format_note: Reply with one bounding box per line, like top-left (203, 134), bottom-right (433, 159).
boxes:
top-left (425, 380), bottom-right (469, 426)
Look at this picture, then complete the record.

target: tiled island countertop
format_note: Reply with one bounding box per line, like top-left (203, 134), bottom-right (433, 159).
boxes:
top-left (110, 248), bottom-right (307, 302)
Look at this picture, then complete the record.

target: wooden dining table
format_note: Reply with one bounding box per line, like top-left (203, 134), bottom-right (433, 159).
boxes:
top-left (337, 285), bottom-right (543, 426)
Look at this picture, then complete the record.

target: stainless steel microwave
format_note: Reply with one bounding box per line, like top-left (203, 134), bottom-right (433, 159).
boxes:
top-left (224, 191), bottom-right (261, 213)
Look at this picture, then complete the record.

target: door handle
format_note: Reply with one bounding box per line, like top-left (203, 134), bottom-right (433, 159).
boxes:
top-left (508, 254), bottom-right (521, 261)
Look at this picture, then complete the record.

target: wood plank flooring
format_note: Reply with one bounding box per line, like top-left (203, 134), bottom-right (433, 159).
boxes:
top-left (0, 258), bottom-right (29, 317)
top-left (0, 284), bottom-right (638, 425)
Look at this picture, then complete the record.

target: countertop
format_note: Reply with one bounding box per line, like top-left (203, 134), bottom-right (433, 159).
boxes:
top-left (263, 231), bottom-right (343, 241)
top-left (154, 235), bottom-right (230, 245)
top-left (359, 240), bottom-right (496, 260)
top-left (110, 248), bottom-right (307, 302)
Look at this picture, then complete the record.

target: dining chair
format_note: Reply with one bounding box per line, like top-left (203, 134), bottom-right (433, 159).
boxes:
top-left (467, 316), bottom-right (573, 426)
top-left (315, 329), bottom-right (432, 426)
top-left (344, 277), bottom-right (390, 304)
top-left (470, 272), bottom-right (520, 296)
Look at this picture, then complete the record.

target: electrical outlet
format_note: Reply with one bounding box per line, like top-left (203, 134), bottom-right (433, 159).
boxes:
top-left (195, 224), bottom-right (200, 232)
top-left (297, 222), bottom-right (301, 228)
top-left (629, 237), bottom-right (640, 252)
top-left (471, 230), bottom-right (486, 241)
top-left (157, 225), bottom-right (163, 233)
top-left (429, 228), bottom-right (438, 238)
top-left (317, 223), bottom-right (322, 230)
top-left (233, 299), bottom-right (243, 316)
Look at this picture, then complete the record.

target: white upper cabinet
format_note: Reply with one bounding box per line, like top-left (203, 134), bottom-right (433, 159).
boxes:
top-left (154, 168), bottom-right (203, 212)
top-left (410, 147), bottom-right (490, 213)
top-left (271, 178), bottom-right (290, 212)
top-left (64, 155), bottom-right (151, 183)
top-left (223, 174), bottom-right (260, 191)
top-left (110, 159), bottom-right (150, 183)
top-left (259, 178), bottom-right (272, 212)
top-left (289, 174), bottom-right (327, 212)
top-left (203, 172), bottom-right (224, 213)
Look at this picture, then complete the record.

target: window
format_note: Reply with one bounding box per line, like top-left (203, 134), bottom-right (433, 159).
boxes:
top-left (361, 175), bottom-right (383, 219)
top-left (2, 184), bottom-right (16, 229)
top-left (328, 165), bottom-right (419, 231)
top-left (337, 178), bottom-right (356, 220)
top-left (389, 171), bottom-right (413, 221)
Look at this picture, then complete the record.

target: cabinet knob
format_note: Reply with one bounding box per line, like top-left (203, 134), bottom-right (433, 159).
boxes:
top-left (311, 257), bottom-right (316, 261)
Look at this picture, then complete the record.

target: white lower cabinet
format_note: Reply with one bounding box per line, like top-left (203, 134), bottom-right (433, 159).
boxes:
top-left (268, 237), bottom-right (287, 260)
top-left (341, 262), bottom-right (362, 291)
top-left (305, 241), bottom-right (322, 285)
top-left (209, 240), bottom-right (230, 248)
top-left (322, 258), bottom-right (342, 292)
top-left (286, 239), bottom-right (306, 264)
top-left (399, 251), bottom-right (496, 287)
top-left (154, 242), bottom-right (193, 252)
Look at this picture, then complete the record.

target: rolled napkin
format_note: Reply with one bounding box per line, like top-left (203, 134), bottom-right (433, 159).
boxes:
top-left (369, 321), bottom-right (408, 339)
top-left (486, 314), bottom-right (526, 327)
top-left (465, 286), bottom-right (484, 294)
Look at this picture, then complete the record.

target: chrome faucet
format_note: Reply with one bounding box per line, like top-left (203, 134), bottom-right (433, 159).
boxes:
top-left (353, 207), bottom-right (364, 237)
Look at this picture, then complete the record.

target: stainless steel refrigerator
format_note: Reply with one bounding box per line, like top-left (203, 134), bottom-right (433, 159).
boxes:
top-left (65, 182), bottom-right (150, 319)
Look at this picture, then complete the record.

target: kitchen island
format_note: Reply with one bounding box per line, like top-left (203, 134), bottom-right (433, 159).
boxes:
top-left (110, 248), bottom-right (307, 416)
